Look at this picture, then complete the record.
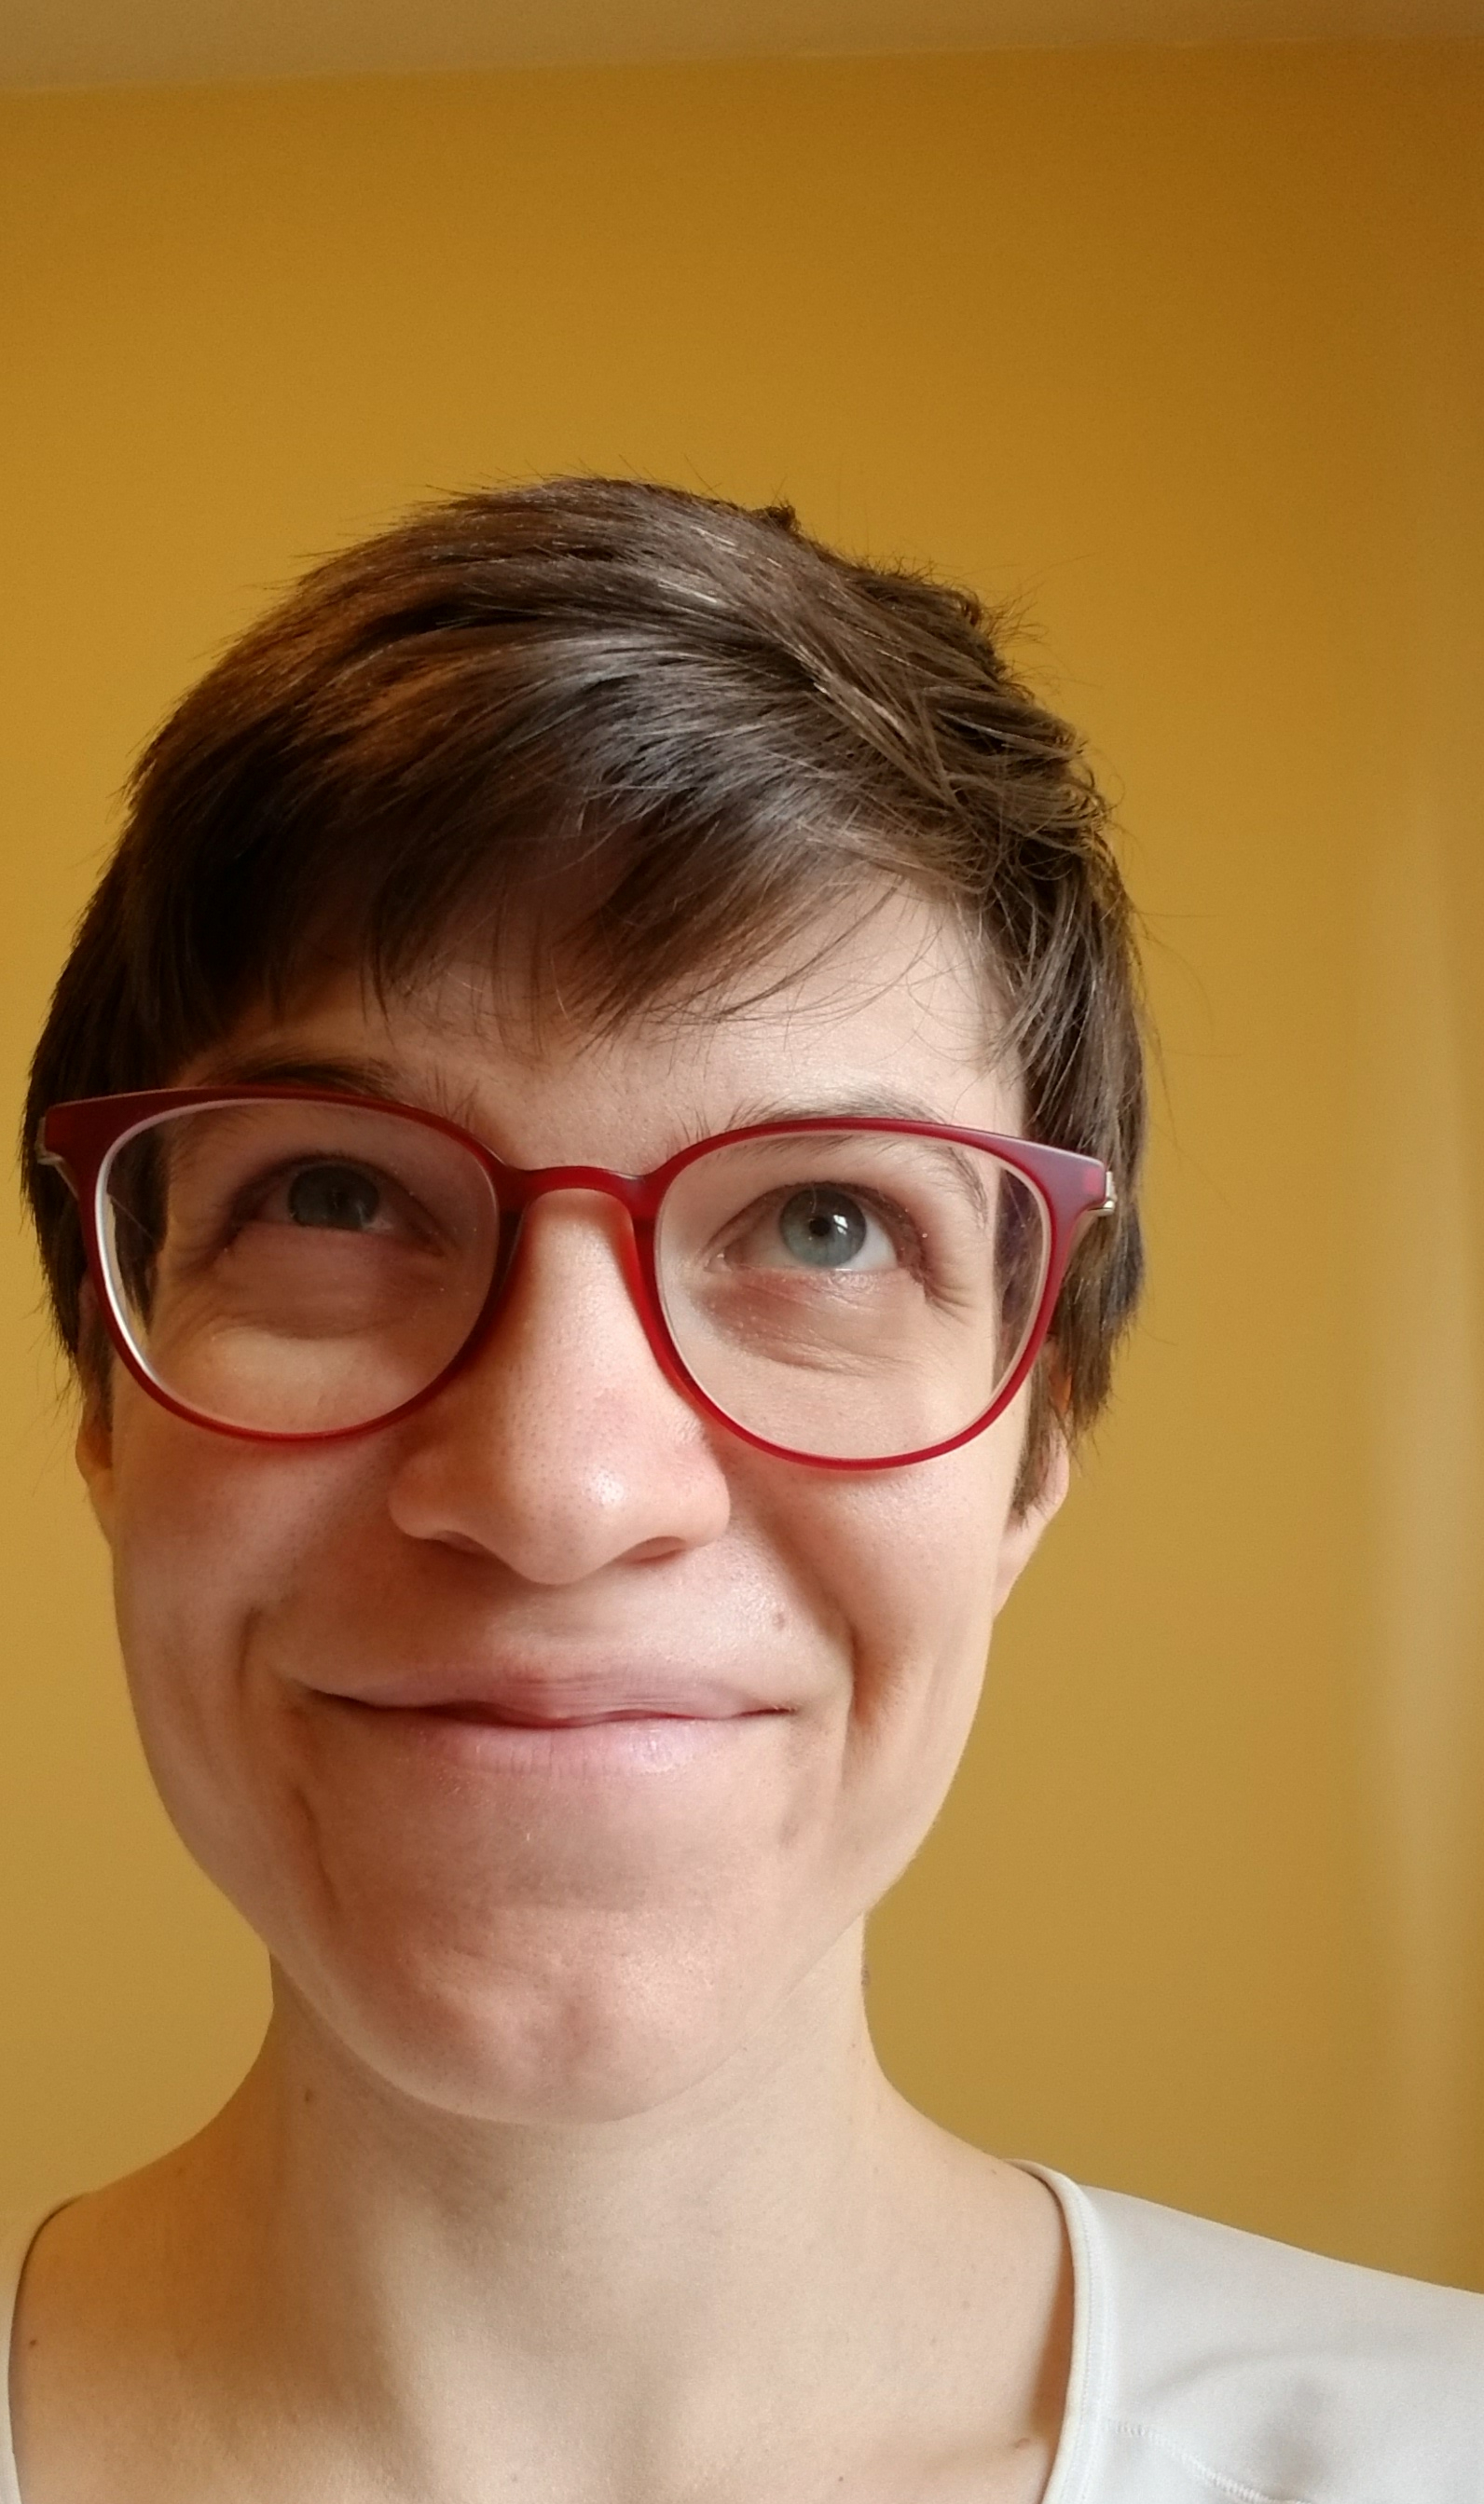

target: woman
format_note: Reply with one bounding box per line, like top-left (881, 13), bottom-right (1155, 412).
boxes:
top-left (6, 480), bottom-right (1480, 2502)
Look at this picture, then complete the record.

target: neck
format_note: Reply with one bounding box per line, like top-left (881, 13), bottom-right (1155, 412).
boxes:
top-left (57, 1928), bottom-right (1069, 2503)
top-left (245, 1922), bottom-right (903, 2360)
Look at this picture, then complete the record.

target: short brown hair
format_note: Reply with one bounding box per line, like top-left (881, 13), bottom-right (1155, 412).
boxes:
top-left (22, 476), bottom-right (1146, 1495)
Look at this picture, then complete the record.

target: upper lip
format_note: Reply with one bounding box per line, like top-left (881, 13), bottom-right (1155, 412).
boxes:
top-left (310, 1668), bottom-right (786, 1725)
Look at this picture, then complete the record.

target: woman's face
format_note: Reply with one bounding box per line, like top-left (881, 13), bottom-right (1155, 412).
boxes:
top-left (79, 895), bottom-right (1067, 2123)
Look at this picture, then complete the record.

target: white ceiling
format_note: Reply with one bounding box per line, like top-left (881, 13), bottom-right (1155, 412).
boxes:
top-left (5, 0), bottom-right (1482, 93)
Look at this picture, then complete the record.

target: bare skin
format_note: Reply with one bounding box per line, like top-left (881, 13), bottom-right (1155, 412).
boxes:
top-left (11, 897), bottom-right (1076, 2503)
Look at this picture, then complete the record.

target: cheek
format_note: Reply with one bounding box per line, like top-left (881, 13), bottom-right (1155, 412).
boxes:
top-left (104, 1397), bottom-right (380, 1886)
top-left (109, 1402), bottom-right (354, 1665)
top-left (753, 1429), bottom-right (1017, 1887)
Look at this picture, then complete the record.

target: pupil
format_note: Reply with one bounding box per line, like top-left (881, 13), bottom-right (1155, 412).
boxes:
top-left (778, 1189), bottom-right (868, 1268)
top-left (286, 1163), bottom-right (380, 1231)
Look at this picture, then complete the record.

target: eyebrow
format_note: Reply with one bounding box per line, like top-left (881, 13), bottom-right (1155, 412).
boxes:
top-left (716, 1092), bottom-right (1000, 1220)
top-left (718, 1087), bottom-right (993, 1130)
top-left (189, 1059), bottom-right (1016, 1157)
top-left (191, 1049), bottom-right (460, 1115)
top-left (196, 1057), bottom-right (969, 1121)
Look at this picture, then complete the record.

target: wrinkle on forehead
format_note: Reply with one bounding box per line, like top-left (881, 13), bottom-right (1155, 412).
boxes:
top-left (210, 886), bottom-right (1026, 1157)
top-left (365, 886), bottom-right (1020, 1088)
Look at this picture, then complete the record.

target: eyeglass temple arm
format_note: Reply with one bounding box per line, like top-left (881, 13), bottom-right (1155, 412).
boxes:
top-left (34, 1130), bottom-right (80, 1197)
top-left (1066, 1175), bottom-right (1117, 1252)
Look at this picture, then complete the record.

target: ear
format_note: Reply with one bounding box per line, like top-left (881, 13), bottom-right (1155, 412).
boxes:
top-left (73, 1282), bottom-right (117, 1542)
top-left (990, 1427), bottom-right (1071, 1617)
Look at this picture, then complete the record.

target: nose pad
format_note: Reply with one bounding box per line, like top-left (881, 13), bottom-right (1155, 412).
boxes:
top-left (493, 1203), bottom-right (525, 1298)
top-left (448, 1203), bottom-right (528, 1371)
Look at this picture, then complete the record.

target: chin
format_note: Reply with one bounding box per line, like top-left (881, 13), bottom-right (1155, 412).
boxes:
top-left (274, 1904), bottom-right (797, 2128)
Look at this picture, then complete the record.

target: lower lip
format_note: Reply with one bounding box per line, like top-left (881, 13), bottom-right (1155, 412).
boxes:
top-left (318, 1698), bottom-right (779, 1777)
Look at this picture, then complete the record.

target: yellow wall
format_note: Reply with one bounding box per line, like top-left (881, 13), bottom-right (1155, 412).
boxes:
top-left (2, 42), bottom-right (1481, 2286)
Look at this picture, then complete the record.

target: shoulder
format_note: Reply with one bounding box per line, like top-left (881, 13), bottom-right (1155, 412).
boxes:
top-left (0, 2203), bottom-right (51, 2339)
top-left (1042, 2172), bottom-right (1484, 2504)
top-left (2, 2205), bottom-right (67, 2502)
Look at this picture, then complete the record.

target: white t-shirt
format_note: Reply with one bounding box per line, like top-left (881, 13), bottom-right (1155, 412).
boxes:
top-left (3, 2167), bottom-right (1482, 2500)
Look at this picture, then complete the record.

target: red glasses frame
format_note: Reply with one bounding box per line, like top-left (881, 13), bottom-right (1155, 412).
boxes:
top-left (39, 1086), bottom-right (1115, 1471)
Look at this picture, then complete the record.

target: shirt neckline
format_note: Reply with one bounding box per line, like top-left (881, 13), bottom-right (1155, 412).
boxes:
top-left (1, 2204), bottom-right (70, 2504)
top-left (2, 2170), bottom-right (1106, 2504)
top-left (1013, 2165), bottom-right (1107, 2504)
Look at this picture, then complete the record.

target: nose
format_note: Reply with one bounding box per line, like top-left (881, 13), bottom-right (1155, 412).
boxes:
top-left (384, 1190), bottom-right (733, 1584)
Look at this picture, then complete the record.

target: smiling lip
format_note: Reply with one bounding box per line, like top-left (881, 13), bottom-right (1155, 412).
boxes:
top-left (310, 1686), bottom-right (783, 1778)
top-left (307, 1669), bottom-right (788, 1727)
top-left (419, 1703), bottom-right (765, 1727)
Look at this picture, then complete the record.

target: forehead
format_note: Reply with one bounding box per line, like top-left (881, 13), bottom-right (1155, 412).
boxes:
top-left (199, 890), bottom-right (1023, 1161)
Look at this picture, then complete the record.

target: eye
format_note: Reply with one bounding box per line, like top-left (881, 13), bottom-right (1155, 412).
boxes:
top-left (283, 1163), bottom-right (385, 1231)
top-left (771, 1187), bottom-right (899, 1272)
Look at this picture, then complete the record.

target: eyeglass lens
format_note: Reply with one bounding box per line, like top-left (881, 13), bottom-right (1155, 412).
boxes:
top-left (98, 1102), bottom-right (1051, 1458)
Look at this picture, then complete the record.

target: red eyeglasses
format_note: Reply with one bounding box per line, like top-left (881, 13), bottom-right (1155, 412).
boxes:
top-left (38, 1087), bottom-right (1114, 1470)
